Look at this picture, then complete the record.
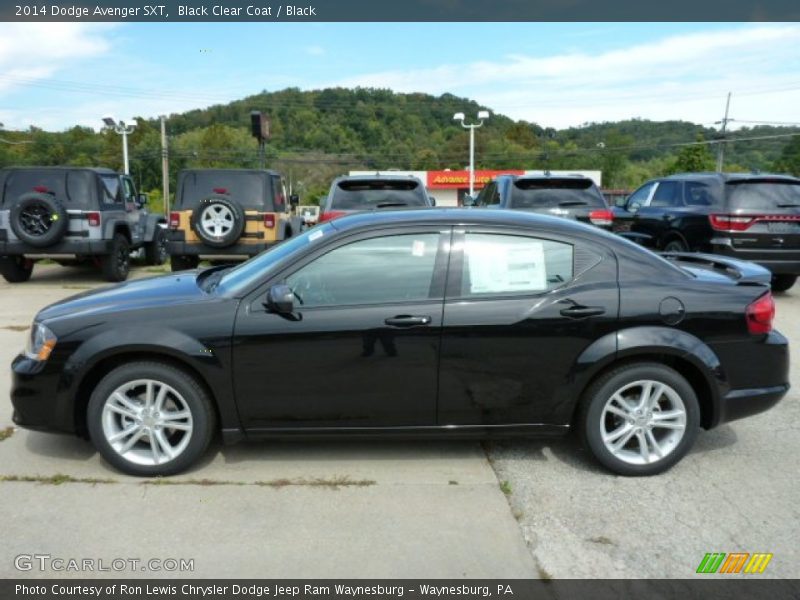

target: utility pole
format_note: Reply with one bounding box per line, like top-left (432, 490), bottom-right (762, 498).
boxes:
top-left (160, 115), bottom-right (169, 216)
top-left (716, 92), bottom-right (732, 172)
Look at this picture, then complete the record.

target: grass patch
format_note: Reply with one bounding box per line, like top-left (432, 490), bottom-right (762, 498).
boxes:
top-left (143, 266), bottom-right (169, 273)
top-left (589, 535), bottom-right (615, 546)
top-left (1, 325), bottom-right (29, 332)
top-left (62, 285), bottom-right (93, 290)
top-left (142, 475), bottom-right (375, 490)
top-left (448, 480), bottom-right (458, 485)
top-left (0, 473), bottom-right (116, 485)
top-left (0, 427), bottom-right (15, 442)
top-left (499, 480), bottom-right (512, 496)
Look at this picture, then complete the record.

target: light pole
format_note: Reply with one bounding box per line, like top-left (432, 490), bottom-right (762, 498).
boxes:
top-left (453, 110), bottom-right (490, 197)
top-left (102, 117), bottom-right (136, 175)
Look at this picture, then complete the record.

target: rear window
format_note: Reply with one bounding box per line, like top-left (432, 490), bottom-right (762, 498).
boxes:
top-left (177, 171), bottom-right (271, 210)
top-left (2, 170), bottom-right (95, 206)
top-left (330, 179), bottom-right (428, 210)
top-left (509, 178), bottom-right (606, 209)
top-left (726, 180), bottom-right (800, 211)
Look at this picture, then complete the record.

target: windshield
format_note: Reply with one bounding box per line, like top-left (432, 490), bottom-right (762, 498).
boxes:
top-left (177, 171), bottom-right (270, 210)
top-left (726, 180), bottom-right (800, 211)
top-left (216, 223), bottom-right (335, 295)
top-left (509, 178), bottom-right (606, 209)
top-left (330, 179), bottom-right (428, 209)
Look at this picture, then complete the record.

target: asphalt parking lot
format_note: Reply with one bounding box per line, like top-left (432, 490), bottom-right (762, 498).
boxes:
top-left (0, 263), bottom-right (797, 579)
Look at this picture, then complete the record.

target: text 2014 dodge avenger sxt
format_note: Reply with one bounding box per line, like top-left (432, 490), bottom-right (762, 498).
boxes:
top-left (10, 209), bottom-right (789, 476)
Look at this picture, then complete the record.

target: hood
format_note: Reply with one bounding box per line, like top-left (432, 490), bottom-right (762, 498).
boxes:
top-left (37, 271), bottom-right (207, 323)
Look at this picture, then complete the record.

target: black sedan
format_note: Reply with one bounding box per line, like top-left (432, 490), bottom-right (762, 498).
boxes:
top-left (10, 209), bottom-right (789, 477)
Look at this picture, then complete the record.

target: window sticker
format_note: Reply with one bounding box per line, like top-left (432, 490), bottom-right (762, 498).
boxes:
top-left (308, 229), bottom-right (324, 242)
top-left (466, 239), bottom-right (546, 294)
top-left (411, 240), bottom-right (426, 257)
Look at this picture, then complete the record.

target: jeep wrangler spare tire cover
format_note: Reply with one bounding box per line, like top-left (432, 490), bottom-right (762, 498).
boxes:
top-left (190, 196), bottom-right (245, 248)
top-left (10, 193), bottom-right (69, 248)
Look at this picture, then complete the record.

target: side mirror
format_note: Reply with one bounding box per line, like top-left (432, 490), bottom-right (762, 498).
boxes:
top-left (136, 193), bottom-right (148, 207)
top-left (289, 194), bottom-right (300, 207)
top-left (429, 196), bottom-right (436, 207)
top-left (264, 284), bottom-right (294, 314)
top-left (463, 196), bottom-right (476, 207)
top-left (627, 201), bottom-right (641, 213)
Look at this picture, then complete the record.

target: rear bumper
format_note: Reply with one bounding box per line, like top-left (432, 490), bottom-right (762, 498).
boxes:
top-left (716, 385), bottom-right (789, 426)
top-left (0, 239), bottom-right (114, 257)
top-left (710, 240), bottom-right (800, 274)
top-left (167, 240), bottom-right (272, 257)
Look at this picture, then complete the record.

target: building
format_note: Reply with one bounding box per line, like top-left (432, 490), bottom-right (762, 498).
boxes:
top-left (349, 169), bottom-right (603, 207)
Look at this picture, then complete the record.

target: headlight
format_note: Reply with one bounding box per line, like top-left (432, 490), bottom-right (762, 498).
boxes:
top-left (24, 322), bottom-right (57, 361)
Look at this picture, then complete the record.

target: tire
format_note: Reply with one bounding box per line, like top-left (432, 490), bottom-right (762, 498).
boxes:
top-left (170, 255), bottom-right (199, 272)
top-left (0, 256), bottom-right (33, 283)
top-left (145, 226), bottom-right (168, 266)
top-left (662, 238), bottom-right (688, 253)
top-left (190, 197), bottom-right (245, 249)
top-left (101, 233), bottom-right (131, 282)
top-left (87, 361), bottom-right (216, 477)
top-left (577, 362), bottom-right (700, 476)
top-left (771, 274), bottom-right (797, 293)
top-left (9, 193), bottom-right (69, 248)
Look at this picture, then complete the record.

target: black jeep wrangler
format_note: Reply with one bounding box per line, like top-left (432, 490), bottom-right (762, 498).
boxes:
top-left (0, 167), bottom-right (167, 283)
top-left (167, 168), bottom-right (303, 271)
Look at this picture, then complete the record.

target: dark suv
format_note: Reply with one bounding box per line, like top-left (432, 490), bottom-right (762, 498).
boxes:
top-left (614, 173), bottom-right (800, 291)
top-left (0, 167), bottom-right (167, 283)
top-left (319, 174), bottom-right (433, 223)
top-left (167, 168), bottom-right (303, 271)
top-left (471, 174), bottom-right (614, 230)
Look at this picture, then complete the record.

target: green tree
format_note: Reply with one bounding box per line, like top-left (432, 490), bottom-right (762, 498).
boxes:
top-left (668, 134), bottom-right (716, 173)
top-left (774, 135), bottom-right (800, 176)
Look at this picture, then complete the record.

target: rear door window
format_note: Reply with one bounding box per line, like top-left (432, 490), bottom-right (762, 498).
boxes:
top-left (459, 233), bottom-right (574, 296)
top-left (726, 181), bottom-right (800, 211)
top-left (330, 179), bottom-right (428, 210)
top-left (509, 179), bottom-right (606, 209)
top-left (684, 181), bottom-right (717, 206)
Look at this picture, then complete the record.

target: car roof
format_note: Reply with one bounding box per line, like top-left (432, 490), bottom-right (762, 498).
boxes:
top-left (179, 168), bottom-right (282, 176)
top-left (328, 207), bottom-right (611, 238)
top-left (495, 173), bottom-right (596, 183)
top-left (661, 172), bottom-right (800, 184)
top-left (0, 166), bottom-right (118, 175)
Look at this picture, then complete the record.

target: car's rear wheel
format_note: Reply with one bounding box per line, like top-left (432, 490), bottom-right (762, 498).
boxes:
top-left (663, 239), bottom-right (688, 253)
top-left (145, 227), bottom-right (168, 266)
top-left (770, 274), bottom-right (796, 293)
top-left (578, 362), bottom-right (700, 476)
top-left (87, 362), bottom-right (216, 477)
top-left (170, 255), bottom-right (199, 271)
top-left (0, 256), bottom-right (33, 283)
top-left (101, 233), bottom-right (130, 282)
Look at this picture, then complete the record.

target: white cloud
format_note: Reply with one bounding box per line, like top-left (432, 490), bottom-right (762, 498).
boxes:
top-left (0, 23), bottom-right (116, 97)
top-left (305, 45), bottom-right (325, 56)
top-left (332, 25), bottom-right (800, 129)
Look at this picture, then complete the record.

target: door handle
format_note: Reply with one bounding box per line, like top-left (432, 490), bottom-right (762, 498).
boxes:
top-left (559, 306), bottom-right (606, 319)
top-left (384, 315), bottom-right (432, 328)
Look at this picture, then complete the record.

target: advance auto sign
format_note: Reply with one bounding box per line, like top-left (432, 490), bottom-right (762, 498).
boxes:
top-left (426, 170), bottom-right (524, 189)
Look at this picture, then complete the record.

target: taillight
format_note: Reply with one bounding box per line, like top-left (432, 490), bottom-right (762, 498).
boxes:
top-left (709, 214), bottom-right (755, 232)
top-left (263, 214), bottom-right (276, 228)
top-left (169, 212), bottom-right (180, 229)
top-left (319, 210), bottom-right (347, 223)
top-left (746, 292), bottom-right (775, 335)
top-left (86, 212), bottom-right (100, 227)
top-left (589, 209), bottom-right (614, 226)
top-left (33, 185), bottom-right (50, 193)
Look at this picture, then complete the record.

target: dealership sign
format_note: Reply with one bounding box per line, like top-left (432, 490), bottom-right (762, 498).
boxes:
top-left (426, 170), bottom-right (524, 189)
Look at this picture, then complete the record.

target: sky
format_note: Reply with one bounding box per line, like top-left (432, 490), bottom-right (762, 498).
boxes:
top-left (0, 22), bottom-right (799, 132)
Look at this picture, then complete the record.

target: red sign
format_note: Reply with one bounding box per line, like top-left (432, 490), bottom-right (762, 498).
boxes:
top-left (426, 170), bottom-right (524, 189)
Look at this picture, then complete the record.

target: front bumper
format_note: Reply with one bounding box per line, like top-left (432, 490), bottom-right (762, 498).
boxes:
top-left (10, 354), bottom-right (75, 435)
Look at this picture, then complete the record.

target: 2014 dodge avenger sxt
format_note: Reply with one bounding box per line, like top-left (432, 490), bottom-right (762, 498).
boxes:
top-left (10, 209), bottom-right (790, 476)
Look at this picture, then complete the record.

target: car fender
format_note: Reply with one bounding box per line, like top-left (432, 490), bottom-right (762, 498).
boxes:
top-left (562, 326), bottom-right (726, 426)
top-left (56, 325), bottom-right (238, 433)
top-left (141, 213), bottom-right (167, 242)
top-left (103, 217), bottom-right (131, 242)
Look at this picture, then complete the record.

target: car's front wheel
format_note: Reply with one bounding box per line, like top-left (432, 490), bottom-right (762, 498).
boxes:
top-left (87, 362), bottom-right (216, 476)
top-left (578, 362), bottom-right (700, 476)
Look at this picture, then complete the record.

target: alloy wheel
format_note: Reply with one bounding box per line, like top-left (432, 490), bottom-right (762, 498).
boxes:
top-left (19, 201), bottom-right (54, 237)
top-left (200, 203), bottom-right (234, 238)
top-left (100, 379), bottom-right (194, 466)
top-left (600, 379), bottom-right (687, 465)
